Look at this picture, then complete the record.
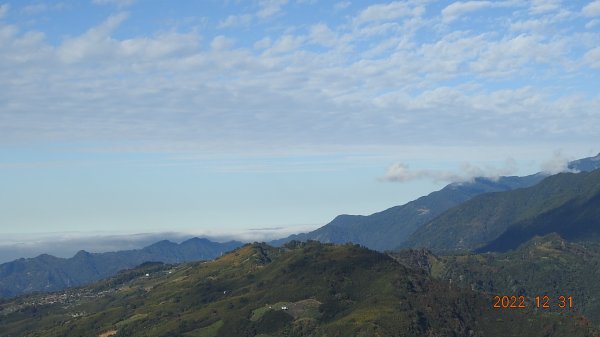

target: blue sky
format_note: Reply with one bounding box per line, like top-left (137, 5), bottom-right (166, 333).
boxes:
top-left (0, 0), bottom-right (599, 241)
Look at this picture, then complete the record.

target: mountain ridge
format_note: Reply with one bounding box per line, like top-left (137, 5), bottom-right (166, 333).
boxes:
top-left (0, 237), bottom-right (243, 298)
top-left (271, 152), bottom-right (600, 250)
top-left (402, 168), bottom-right (600, 252)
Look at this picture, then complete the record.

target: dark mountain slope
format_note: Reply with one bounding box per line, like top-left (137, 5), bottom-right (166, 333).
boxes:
top-left (0, 238), bottom-right (243, 298)
top-left (2, 242), bottom-right (598, 337)
top-left (403, 169), bottom-right (600, 252)
top-left (479, 186), bottom-right (600, 252)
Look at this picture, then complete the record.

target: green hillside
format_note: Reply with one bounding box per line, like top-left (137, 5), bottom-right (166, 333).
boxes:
top-left (402, 169), bottom-right (600, 252)
top-left (1, 242), bottom-right (598, 337)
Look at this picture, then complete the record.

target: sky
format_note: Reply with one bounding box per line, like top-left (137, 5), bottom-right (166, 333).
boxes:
top-left (1, 0), bottom-right (600, 248)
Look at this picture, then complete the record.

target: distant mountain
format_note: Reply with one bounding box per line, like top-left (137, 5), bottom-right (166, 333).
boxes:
top-left (0, 237), bottom-right (243, 298)
top-left (3, 241), bottom-right (598, 337)
top-left (271, 175), bottom-right (544, 251)
top-left (271, 153), bottom-right (600, 251)
top-left (569, 152), bottom-right (600, 171)
top-left (402, 169), bottom-right (600, 252)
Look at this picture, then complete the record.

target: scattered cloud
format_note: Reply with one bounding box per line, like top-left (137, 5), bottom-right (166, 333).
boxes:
top-left (529, 0), bottom-right (562, 14)
top-left (334, 1), bottom-right (351, 11)
top-left (585, 46), bottom-right (600, 68)
top-left (355, 1), bottom-right (422, 24)
top-left (92, 0), bottom-right (136, 7)
top-left (211, 35), bottom-right (236, 50)
top-left (540, 150), bottom-right (575, 174)
top-left (583, 0), bottom-right (600, 16)
top-left (254, 36), bottom-right (272, 49)
top-left (586, 18), bottom-right (600, 28)
top-left (257, 0), bottom-right (288, 18)
top-left (309, 23), bottom-right (337, 47)
top-left (57, 12), bottom-right (128, 63)
top-left (0, 3), bottom-right (9, 19)
top-left (442, 1), bottom-right (516, 22)
top-left (218, 14), bottom-right (253, 29)
top-left (267, 34), bottom-right (305, 53)
top-left (22, 3), bottom-right (48, 15)
top-left (382, 159), bottom-right (517, 183)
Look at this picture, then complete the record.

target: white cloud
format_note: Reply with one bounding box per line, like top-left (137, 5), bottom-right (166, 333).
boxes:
top-left (529, 0), bottom-right (562, 14)
top-left (55, 13), bottom-right (199, 63)
top-left (584, 46), bottom-right (600, 68)
top-left (22, 3), bottom-right (48, 14)
top-left (0, 3), bottom-right (9, 19)
top-left (383, 159), bottom-right (517, 183)
top-left (267, 34), bottom-right (305, 53)
top-left (218, 14), bottom-right (253, 29)
top-left (92, 0), bottom-right (135, 7)
top-left (540, 150), bottom-right (575, 174)
top-left (442, 1), bottom-right (516, 22)
top-left (586, 18), bottom-right (600, 28)
top-left (254, 36), bottom-right (272, 49)
top-left (257, 0), bottom-right (288, 18)
top-left (583, 0), bottom-right (600, 16)
top-left (334, 1), bottom-right (351, 11)
top-left (57, 12), bottom-right (128, 63)
top-left (211, 35), bottom-right (235, 51)
top-left (469, 34), bottom-right (569, 77)
top-left (355, 1), bottom-right (421, 24)
top-left (309, 23), bottom-right (337, 47)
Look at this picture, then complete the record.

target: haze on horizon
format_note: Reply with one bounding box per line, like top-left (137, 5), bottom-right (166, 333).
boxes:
top-left (1, 0), bottom-right (599, 241)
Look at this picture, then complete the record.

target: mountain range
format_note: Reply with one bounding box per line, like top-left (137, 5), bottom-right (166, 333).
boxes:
top-left (271, 153), bottom-right (600, 251)
top-left (2, 241), bottom-right (598, 337)
top-left (0, 238), bottom-right (242, 298)
top-left (4, 153), bottom-right (600, 335)
top-left (3, 152), bottom-right (600, 300)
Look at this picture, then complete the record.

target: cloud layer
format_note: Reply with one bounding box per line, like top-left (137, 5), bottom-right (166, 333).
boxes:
top-left (0, 0), bottom-right (598, 156)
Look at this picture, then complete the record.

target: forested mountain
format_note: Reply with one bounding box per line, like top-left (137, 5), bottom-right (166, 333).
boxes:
top-left (402, 169), bottom-right (600, 252)
top-left (394, 234), bottom-right (600, 326)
